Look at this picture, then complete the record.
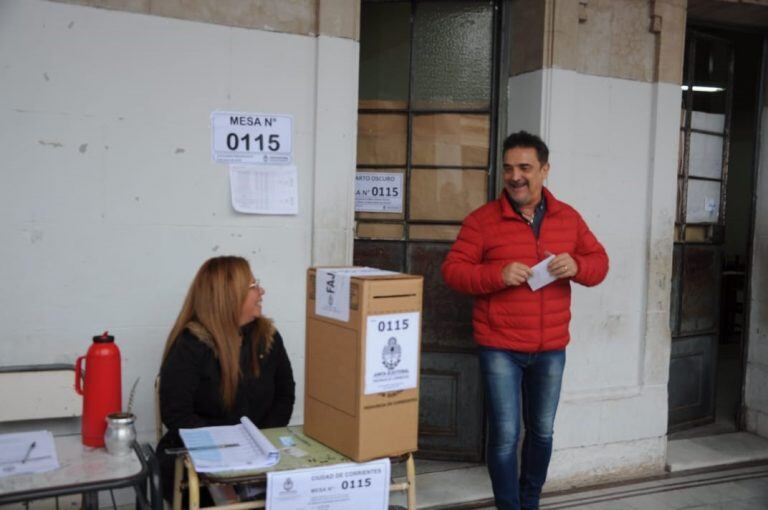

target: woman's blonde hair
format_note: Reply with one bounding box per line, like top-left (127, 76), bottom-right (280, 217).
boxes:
top-left (162, 256), bottom-right (275, 409)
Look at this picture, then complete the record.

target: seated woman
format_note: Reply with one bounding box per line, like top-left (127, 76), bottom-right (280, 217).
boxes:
top-left (157, 256), bottom-right (295, 502)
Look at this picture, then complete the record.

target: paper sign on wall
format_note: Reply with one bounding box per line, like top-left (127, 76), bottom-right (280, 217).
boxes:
top-left (365, 312), bottom-right (420, 395)
top-left (266, 458), bottom-right (390, 510)
top-left (229, 165), bottom-right (298, 215)
top-left (211, 111), bottom-right (293, 165)
top-left (315, 268), bottom-right (397, 322)
top-left (355, 172), bottom-right (403, 213)
top-left (704, 196), bottom-right (718, 216)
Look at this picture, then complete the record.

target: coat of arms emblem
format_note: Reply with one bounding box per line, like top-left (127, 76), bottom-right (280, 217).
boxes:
top-left (382, 337), bottom-right (402, 370)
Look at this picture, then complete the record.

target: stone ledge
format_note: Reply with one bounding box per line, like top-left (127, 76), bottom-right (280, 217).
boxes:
top-left (667, 432), bottom-right (768, 472)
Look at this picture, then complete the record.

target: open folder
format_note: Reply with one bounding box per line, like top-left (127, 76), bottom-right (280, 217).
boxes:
top-left (179, 417), bottom-right (279, 473)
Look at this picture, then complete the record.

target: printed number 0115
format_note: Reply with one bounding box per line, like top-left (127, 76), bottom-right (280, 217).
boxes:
top-left (377, 319), bottom-right (409, 332)
top-left (226, 133), bottom-right (281, 152)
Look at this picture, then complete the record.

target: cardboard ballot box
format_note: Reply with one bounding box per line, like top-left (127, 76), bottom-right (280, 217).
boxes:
top-left (304, 267), bottom-right (423, 462)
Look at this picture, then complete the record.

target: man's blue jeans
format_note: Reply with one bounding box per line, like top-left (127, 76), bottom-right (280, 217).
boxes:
top-left (478, 347), bottom-right (566, 510)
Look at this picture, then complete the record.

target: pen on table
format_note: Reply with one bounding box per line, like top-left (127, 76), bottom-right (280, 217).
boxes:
top-left (21, 441), bottom-right (36, 464)
top-left (165, 443), bottom-right (240, 455)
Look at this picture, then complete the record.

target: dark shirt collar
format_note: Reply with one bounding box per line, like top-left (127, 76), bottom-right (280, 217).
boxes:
top-left (507, 193), bottom-right (547, 221)
top-left (507, 193), bottom-right (547, 238)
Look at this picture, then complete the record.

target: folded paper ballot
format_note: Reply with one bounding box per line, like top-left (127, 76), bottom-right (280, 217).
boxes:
top-left (527, 254), bottom-right (557, 291)
top-left (0, 430), bottom-right (59, 478)
top-left (179, 417), bottom-right (279, 473)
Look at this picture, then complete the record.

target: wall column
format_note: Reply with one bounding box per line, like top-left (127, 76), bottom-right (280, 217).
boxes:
top-left (310, 0), bottom-right (360, 266)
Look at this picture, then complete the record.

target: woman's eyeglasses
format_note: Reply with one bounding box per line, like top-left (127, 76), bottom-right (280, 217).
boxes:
top-left (249, 280), bottom-right (262, 291)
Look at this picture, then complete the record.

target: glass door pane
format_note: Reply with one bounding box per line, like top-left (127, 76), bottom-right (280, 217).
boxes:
top-left (412, 1), bottom-right (494, 110)
top-left (358, 1), bottom-right (411, 110)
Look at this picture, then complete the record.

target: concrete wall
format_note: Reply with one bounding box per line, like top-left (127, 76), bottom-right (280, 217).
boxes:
top-left (509, 0), bottom-right (685, 84)
top-left (48, 0), bottom-right (360, 40)
top-left (0, 0), bottom-right (359, 441)
top-left (745, 78), bottom-right (768, 439)
top-left (507, 0), bottom-right (685, 488)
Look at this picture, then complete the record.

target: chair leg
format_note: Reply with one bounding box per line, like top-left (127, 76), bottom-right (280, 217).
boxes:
top-left (186, 457), bottom-right (201, 510)
top-left (172, 455), bottom-right (183, 510)
top-left (406, 453), bottom-right (416, 510)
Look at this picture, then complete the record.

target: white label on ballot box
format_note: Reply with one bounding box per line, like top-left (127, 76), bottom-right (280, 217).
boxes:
top-left (365, 312), bottom-right (420, 395)
top-left (315, 267), bottom-right (396, 322)
top-left (266, 458), bottom-right (390, 510)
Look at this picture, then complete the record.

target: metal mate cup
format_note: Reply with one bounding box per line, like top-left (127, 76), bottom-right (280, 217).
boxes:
top-left (104, 412), bottom-right (136, 456)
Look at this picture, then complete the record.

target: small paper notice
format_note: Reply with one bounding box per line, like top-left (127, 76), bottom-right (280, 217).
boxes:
top-left (704, 196), bottom-right (718, 216)
top-left (229, 165), bottom-right (297, 215)
top-left (527, 254), bottom-right (556, 291)
top-left (355, 172), bottom-right (404, 213)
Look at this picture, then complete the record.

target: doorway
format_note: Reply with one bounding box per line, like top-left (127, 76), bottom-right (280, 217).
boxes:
top-left (353, 0), bottom-right (502, 461)
top-left (668, 27), bottom-right (764, 439)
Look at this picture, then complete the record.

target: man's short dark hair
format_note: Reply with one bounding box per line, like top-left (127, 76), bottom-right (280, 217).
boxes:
top-left (502, 131), bottom-right (549, 164)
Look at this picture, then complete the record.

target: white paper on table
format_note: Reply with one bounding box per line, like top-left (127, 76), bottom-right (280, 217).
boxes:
top-left (229, 164), bottom-right (297, 215)
top-left (365, 312), bottom-right (420, 394)
top-left (266, 458), bottom-right (390, 510)
top-left (0, 430), bottom-right (59, 477)
top-left (527, 254), bottom-right (556, 291)
top-left (179, 416), bottom-right (279, 473)
top-left (314, 267), bottom-right (397, 322)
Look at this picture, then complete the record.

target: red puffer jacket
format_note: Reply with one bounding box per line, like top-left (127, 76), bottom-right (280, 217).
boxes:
top-left (442, 187), bottom-right (608, 352)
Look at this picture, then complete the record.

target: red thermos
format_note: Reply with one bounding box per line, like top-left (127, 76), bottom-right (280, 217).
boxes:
top-left (75, 331), bottom-right (122, 447)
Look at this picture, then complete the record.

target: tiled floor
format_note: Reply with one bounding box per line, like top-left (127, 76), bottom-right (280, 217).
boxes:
top-left (667, 433), bottom-right (768, 472)
top-left (388, 432), bottom-right (768, 509)
top-left (391, 464), bottom-right (768, 510)
top-left (470, 464), bottom-right (768, 510)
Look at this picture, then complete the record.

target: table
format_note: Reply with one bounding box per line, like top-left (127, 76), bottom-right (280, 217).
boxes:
top-left (173, 426), bottom-right (416, 510)
top-left (0, 435), bottom-right (161, 509)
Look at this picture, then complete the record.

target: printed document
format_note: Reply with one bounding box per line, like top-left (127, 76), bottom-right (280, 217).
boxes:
top-left (229, 164), bottom-right (298, 215)
top-left (179, 417), bottom-right (279, 473)
top-left (0, 430), bottom-right (59, 478)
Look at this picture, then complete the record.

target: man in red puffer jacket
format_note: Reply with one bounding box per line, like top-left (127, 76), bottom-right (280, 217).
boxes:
top-left (442, 131), bottom-right (608, 510)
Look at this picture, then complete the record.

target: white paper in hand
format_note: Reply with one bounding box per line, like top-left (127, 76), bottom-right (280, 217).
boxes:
top-left (527, 254), bottom-right (556, 291)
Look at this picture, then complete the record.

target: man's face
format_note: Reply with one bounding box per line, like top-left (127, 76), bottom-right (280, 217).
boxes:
top-left (502, 147), bottom-right (549, 207)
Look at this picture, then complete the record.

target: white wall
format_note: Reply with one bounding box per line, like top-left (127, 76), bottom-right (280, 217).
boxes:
top-left (745, 105), bottom-right (768, 439)
top-left (508, 68), bottom-right (680, 487)
top-left (0, 0), bottom-right (358, 441)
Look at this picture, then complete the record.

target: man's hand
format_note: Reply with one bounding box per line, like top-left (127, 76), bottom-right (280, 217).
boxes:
top-left (547, 253), bottom-right (578, 279)
top-left (502, 262), bottom-right (533, 286)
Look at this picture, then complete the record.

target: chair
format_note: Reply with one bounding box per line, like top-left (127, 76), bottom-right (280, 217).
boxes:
top-left (154, 374), bottom-right (164, 443)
